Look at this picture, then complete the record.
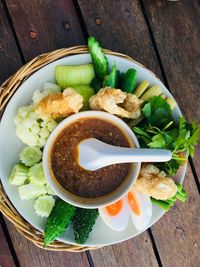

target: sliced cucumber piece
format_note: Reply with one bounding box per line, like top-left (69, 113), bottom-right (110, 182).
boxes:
top-left (55, 64), bottom-right (95, 89)
top-left (18, 183), bottom-right (47, 200)
top-left (72, 85), bottom-right (95, 110)
top-left (103, 63), bottom-right (117, 88)
top-left (9, 163), bottom-right (29, 186)
top-left (88, 36), bottom-right (108, 80)
top-left (29, 163), bottom-right (47, 186)
top-left (34, 195), bottom-right (55, 217)
top-left (20, 146), bottom-right (42, 167)
top-left (121, 68), bottom-right (137, 93)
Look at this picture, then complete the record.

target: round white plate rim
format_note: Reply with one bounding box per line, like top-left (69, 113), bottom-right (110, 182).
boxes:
top-left (0, 53), bottom-right (187, 247)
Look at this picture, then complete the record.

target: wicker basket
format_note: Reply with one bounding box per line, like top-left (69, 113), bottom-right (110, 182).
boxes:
top-left (0, 46), bottom-right (143, 252)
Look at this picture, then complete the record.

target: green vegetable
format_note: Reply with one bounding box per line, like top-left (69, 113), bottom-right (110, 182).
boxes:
top-left (90, 77), bottom-right (102, 92)
top-left (20, 146), bottom-right (42, 167)
top-left (88, 36), bottom-right (108, 80)
top-left (34, 195), bottom-right (55, 217)
top-left (142, 96), bottom-right (173, 128)
top-left (151, 183), bottom-right (187, 211)
top-left (55, 64), bottom-right (95, 89)
top-left (29, 163), bottom-right (47, 186)
top-left (9, 163), bottom-right (29, 185)
top-left (44, 199), bottom-right (76, 245)
top-left (116, 70), bottom-right (124, 89)
top-left (133, 96), bottom-right (200, 175)
top-left (103, 63), bottom-right (117, 88)
top-left (121, 68), bottom-right (137, 93)
top-left (72, 85), bottom-right (95, 110)
top-left (73, 208), bottom-right (99, 244)
top-left (18, 183), bottom-right (47, 200)
top-left (174, 117), bottom-right (200, 157)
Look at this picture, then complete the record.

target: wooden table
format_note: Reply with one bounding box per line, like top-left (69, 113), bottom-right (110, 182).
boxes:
top-left (0, 1), bottom-right (199, 266)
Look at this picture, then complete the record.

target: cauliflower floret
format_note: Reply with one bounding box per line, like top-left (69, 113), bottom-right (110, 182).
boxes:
top-left (89, 87), bottom-right (143, 119)
top-left (35, 88), bottom-right (83, 119)
top-left (135, 164), bottom-right (177, 200)
top-left (32, 82), bottom-right (61, 104)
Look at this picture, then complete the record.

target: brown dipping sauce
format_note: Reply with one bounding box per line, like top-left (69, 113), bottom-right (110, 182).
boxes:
top-left (50, 118), bottom-right (131, 198)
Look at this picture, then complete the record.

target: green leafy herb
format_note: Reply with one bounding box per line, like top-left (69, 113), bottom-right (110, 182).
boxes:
top-left (142, 96), bottom-right (173, 128)
top-left (132, 96), bottom-right (200, 176)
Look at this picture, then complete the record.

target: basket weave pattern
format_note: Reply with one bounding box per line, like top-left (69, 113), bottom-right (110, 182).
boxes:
top-left (0, 46), bottom-right (140, 251)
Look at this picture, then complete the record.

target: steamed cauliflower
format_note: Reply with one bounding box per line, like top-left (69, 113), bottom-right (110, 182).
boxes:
top-left (35, 88), bottom-right (83, 119)
top-left (15, 104), bottom-right (57, 147)
top-left (135, 164), bottom-right (177, 200)
top-left (89, 87), bottom-right (143, 119)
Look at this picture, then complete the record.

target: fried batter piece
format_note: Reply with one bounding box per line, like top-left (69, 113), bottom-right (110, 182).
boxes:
top-left (135, 164), bottom-right (177, 200)
top-left (35, 88), bottom-right (83, 119)
top-left (89, 87), bottom-right (143, 119)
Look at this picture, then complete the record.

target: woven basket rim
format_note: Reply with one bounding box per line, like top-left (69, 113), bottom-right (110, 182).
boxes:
top-left (0, 45), bottom-right (152, 252)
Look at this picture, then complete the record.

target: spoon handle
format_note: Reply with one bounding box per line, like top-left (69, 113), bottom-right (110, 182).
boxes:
top-left (78, 138), bottom-right (172, 171)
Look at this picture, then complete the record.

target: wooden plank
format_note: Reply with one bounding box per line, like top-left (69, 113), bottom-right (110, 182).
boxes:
top-left (6, 0), bottom-right (85, 61)
top-left (0, 1), bottom-right (89, 266)
top-left (151, 166), bottom-right (200, 267)
top-left (5, 219), bottom-right (89, 267)
top-left (141, 0), bottom-right (200, 180)
top-left (0, 1), bottom-right (22, 84)
top-left (0, 224), bottom-right (16, 267)
top-left (78, 0), bottom-right (161, 76)
top-left (90, 233), bottom-right (159, 267)
top-left (77, 0), bottom-right (200, 266)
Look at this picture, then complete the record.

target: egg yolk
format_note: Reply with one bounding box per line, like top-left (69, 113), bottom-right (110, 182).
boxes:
top-left (128, 191), bottom-right (141, 216)
top-left (105, 199), bottom-right (123, 216)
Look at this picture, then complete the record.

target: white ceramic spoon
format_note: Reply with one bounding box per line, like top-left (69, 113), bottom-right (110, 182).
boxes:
top-left (78, 138), bottom-right (172, 171)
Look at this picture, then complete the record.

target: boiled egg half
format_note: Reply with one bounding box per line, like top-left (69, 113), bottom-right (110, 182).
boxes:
top-left (99, 187), bottom-right (152, 231)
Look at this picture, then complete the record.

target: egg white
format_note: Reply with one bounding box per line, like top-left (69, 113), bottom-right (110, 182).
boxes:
top-left (127, 188), bottom-right (152, 231)
top-left (99, 198), bottom-right (130, 231)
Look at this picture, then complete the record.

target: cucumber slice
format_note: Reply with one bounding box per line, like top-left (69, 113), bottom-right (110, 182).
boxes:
top-left (103, 64), bottom-right (117, 88)
top-left (29, 163), bottom-right (47, 186)
top-left (34, 195), bottom-right (55, 217)
top-left (20, 146), bottom-right (42, 167)
top-left (46, 183), bottom-right (56, 195)
top-left (55, 64), bottom-right (95, 89)
top-left (18, 183), bottom-right (47, 200)
top-left (72, 85), bottom-right (95, 110)
top-left (9, 163), bottom-right (29, 185)
top-left (88, 36), bottom-right (108, 80)
top-left (121, 68), bottom-right (137, 93)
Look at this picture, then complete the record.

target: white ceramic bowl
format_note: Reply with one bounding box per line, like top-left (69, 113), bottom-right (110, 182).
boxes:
top-left (43, 111), bottom-right (141, 208)
top-left (0, 53), bottom-right (186, 246)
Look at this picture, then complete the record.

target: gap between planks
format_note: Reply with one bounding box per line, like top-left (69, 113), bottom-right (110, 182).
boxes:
top-left (0, 214), bottom-right (21, 267)
top-left (139, 0), bottom-right (200, 191)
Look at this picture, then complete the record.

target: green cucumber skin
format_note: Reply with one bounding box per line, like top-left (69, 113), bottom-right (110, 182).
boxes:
top-left (90, 77), bottom-right (102, 93)
top-left (55, 64), bottom-right (95, 89)
top-left (121, 68), bottom-right (137, 93)
top-left (88, 36), bottom-right (108, 80)
top-left (44, 199), bottom-right (76, 245)
top-left (103, 64), bottom-right (117, 88)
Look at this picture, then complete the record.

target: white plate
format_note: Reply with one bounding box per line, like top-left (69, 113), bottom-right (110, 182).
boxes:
top-left (0, 53), bottom-right (187, 247)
